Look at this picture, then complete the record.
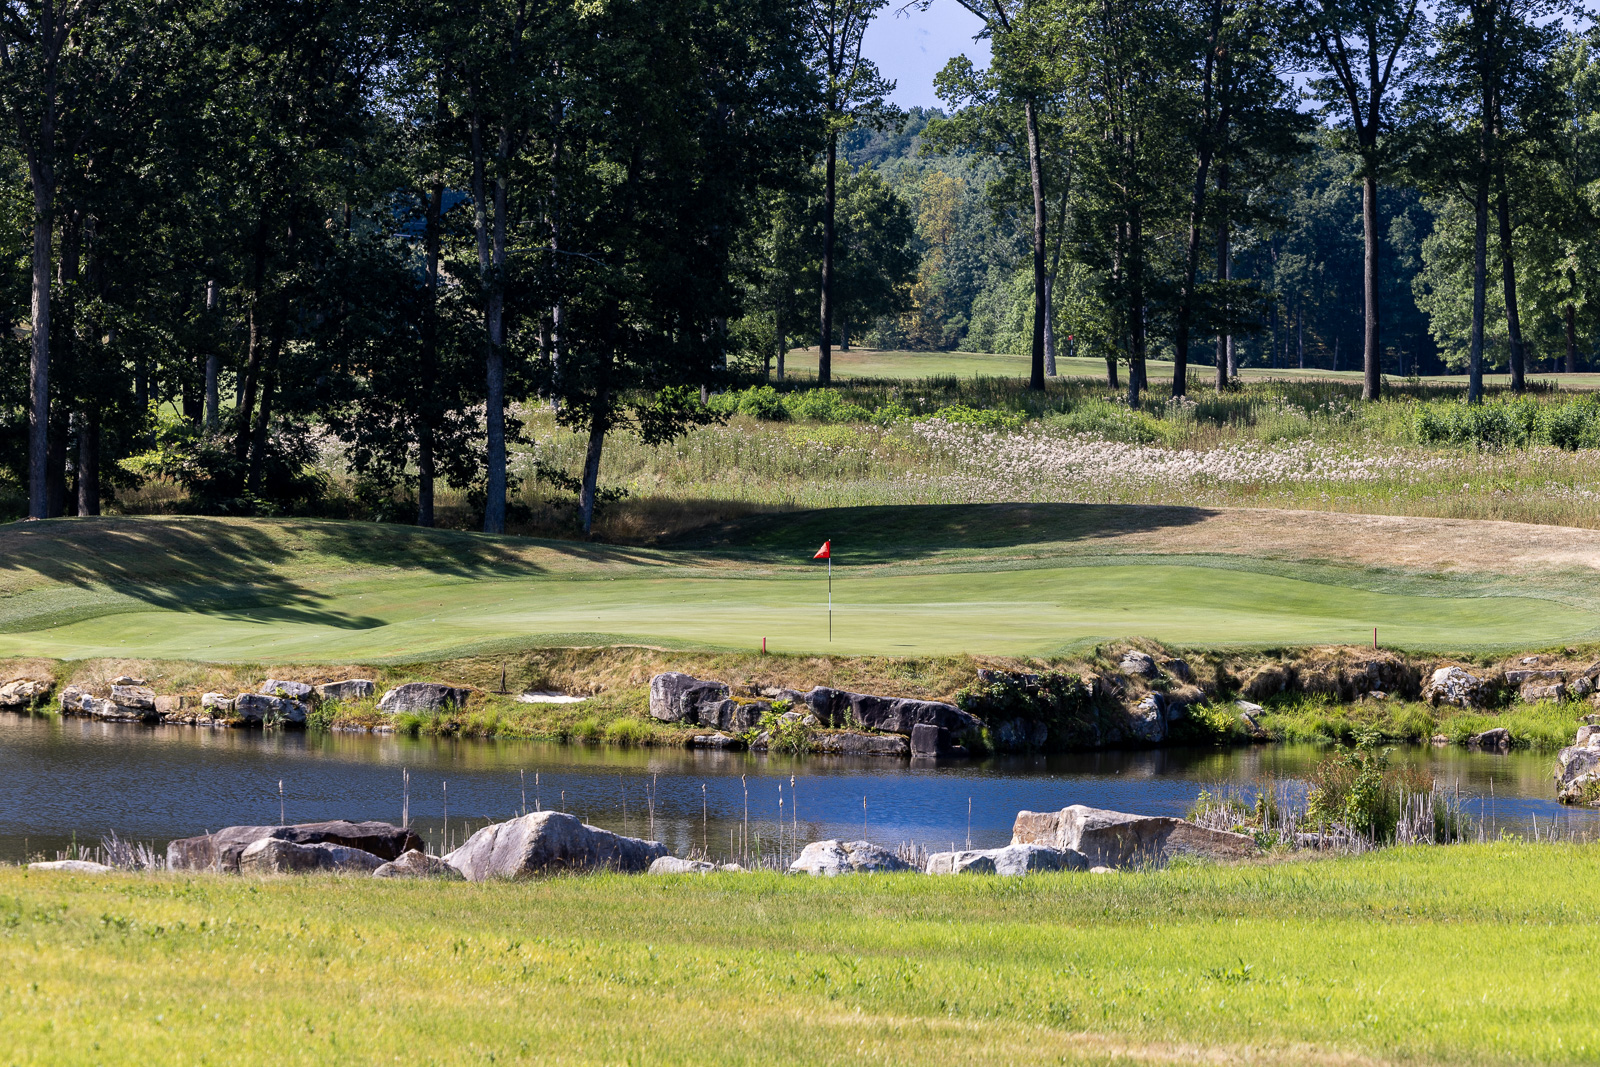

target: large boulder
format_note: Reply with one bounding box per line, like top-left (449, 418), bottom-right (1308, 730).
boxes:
top-left (1555, 726), bottom-right (1600, 804)
top-left (649, 856), bottom-right (718, 874)
top-left (442, 811), bottom-right (667, 880)
top-left (373, 849), bottom-right (464, 879)
top-left (378, 682), bottom-right (471, 714)
top-left (1011, 805), bottom-right (1255, 869)
top-left (28, 859), bottom-right (115, 873)
top-left (0, 678), bottom-right (51, 709)
top-left (1468, 727), bottom-right (1511, 750)
top-left (1424, 666), bottom-right (1492, 709)
top-left (995, 718), bottom-right (1049, 751)
top-left (166, 820), bottom-right (424, 873)
top-left (648, 673), bottom-right (729, 723)
top-left (789, 839), bottom-right (911, 876)
top-left (811, 731), bottom-right (909, 757)
top-left (1127, 694), bottom-right (1166, 743)
top-left (260, 679), bottom-right (315, 700)
top-left (910, 723), bottom-right (942, 757)
top-left (798, 687), bottom-right (981, 737)
top-left (317, 679), bottom-right (376, 703)
top-left (110, 684), bottom-right (156, 711)
top-left (201, 692), bottom-right (234, 713)
top-left (233, 692), bottom-right (308, 726)
top-left (688, 733), bottom-right (743, 749)
top-left (1119, 650), bottom-right (1158, 678)
top-left (1506, 668), bottom-right (1563, 687)
top-left (239, 838), bottom-right (386, 875)
top-left (925, 843), bottom-right (1085, 876)
top-left (1521, 682), bottom-right (1566, 704)
top-left (695, 698), bottom-right (768, 732)
top-left (59, 685), bottom-right (147, 721)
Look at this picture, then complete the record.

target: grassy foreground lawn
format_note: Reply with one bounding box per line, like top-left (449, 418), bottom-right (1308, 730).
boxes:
top-left (1, 844), bottom-right (1596, 1064)
top-left (3, 511), bottom-right (1600, 662)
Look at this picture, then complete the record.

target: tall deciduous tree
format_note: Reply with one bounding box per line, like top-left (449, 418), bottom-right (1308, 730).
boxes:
top-left (807, 0), bottom-right (896, 385)
top-left (1298, 0), bottom-right (1426, 401)
top-left (548, 0), bottom-right (817, 534)
top-left (918, 0), bottom-right (1056, 388)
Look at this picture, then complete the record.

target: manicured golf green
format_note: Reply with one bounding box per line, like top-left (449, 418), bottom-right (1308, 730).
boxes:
top-left (0, 514), bottom-right (1595, 661)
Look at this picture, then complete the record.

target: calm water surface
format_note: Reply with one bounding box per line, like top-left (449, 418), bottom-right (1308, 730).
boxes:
top-left (2, 713), bottom-right (1592, 863)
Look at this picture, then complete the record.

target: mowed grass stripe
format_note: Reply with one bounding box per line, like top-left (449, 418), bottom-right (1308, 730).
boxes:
top-left (0, 562), bottom-right (1593, 661)
top-left (3, 844), bottom-right (1599, 1064)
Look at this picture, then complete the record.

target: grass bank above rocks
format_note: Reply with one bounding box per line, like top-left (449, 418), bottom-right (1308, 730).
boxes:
top-left (4, 842), bottom-right (1600, 1065)
top-left (4, 640), bottom-right (1598, 756)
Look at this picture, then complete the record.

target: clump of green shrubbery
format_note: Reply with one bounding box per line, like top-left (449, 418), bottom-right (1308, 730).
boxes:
top-left (1414, 395), bottom-right (1600, 450)
top-left (707, 385), bottom-right (1024, 430)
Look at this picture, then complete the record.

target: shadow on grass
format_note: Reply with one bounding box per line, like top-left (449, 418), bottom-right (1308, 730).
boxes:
top-left (666, 502), bottom-right (1216, 565)
top-left (0, 516), bottom-right (671, 630)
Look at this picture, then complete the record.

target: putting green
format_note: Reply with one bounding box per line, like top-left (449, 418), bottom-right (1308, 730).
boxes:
top-left (1, 561), bottom-right (1594, 662)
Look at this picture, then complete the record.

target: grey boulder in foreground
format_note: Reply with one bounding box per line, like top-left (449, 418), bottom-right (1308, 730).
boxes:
top-left (238, 838), bottom-right (386, 875)
top-left (443, 811), bottom-right (667, 880)
top-left (647, 856), bottom-right (745, 874)
top-left (925, 843), bottom-right (1085, 875)
top-left (789, 839), bottom-right (912, 875)
top-left (1011, 805), bottom-right (1255, 868)
top-left (167, 820), bottom-right (425, 873)
top-left (374, 849), bottom-right (465, 879)
top-left (28, 859), bottom-right (115, 873)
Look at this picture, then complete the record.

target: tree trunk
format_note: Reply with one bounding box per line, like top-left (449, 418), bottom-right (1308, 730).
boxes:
top-left (1211, 159), bottom-right (1231, 390)
top-left (1361, 168), bottom-right (1381, 400)
top-left (471, 102), bottom-right (510, 534)
top-left (1126, 208), bottom-right (1146, 406)
top-left (1042, 277), bottom-right (1057, 377)
top-left (578, 388), bottom-right (610, 536)
top-left (204, 279), bottom-right (220, 430)
top-left (77, 410), bottom-right (99, 516)
top-left (1566, 301), bottom-right (1578, 374)
top-left (1496, 172), bottom-right (1525, 394)
top-left (819, 131), bottom-right (837, 386)
top-left (27, 171), bottom-right (54, 519)
top-left (247, 375), bottom-right (275, 495)
top-left (46, 417), bottom-right (67, 518)
top-left (1105, 354), bottom-right (1119, 389)
top-left (1024, 99), bottom-right (1047, 392)
top-left (418, 178), bottom-right (443, 529)
top-left (1468, 165), bottom-right (1489, 405)
top-left (1297, 303), bottom-right (1304, 368)
top-left (417, 428), bottom-right (435, 528)
top-left (235, 221), bottom-right (269, 470)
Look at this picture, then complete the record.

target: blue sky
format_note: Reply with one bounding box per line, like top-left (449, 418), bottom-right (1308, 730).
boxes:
top-left (861, 2), bottom-right (992, 110)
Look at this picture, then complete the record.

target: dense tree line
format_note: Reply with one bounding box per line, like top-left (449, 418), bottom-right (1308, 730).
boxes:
top-left (771, 0), bottom-right (1600, 404)
top-left (4, 0), bottom-right (1598, 529)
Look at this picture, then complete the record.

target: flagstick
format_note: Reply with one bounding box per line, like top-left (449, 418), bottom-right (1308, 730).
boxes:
top-left (827, 554), bottom-right (832, 641)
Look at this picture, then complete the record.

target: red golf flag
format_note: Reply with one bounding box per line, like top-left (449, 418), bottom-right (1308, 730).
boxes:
top-left (813, 540), bottom-right (831, 560)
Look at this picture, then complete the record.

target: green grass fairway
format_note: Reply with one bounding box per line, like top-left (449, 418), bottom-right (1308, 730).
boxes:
top-left (786, 345), bottom-right (1600, 390)
top-left (3, 844), bottom-right (1598, 1065)
top-left (3, 560), bottom-right (1593, 661)
top-left (1, 510), bottom-right (1597, 661)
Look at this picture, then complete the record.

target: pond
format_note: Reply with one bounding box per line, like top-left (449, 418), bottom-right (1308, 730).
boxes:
top-left (2, 713), bottom-right (1592, 864)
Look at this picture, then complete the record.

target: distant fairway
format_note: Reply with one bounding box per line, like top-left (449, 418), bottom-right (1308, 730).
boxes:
top-left (786, 346), bottom-right (1600, 390)
top-left (1, 509), bottom-right (1598, 662)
